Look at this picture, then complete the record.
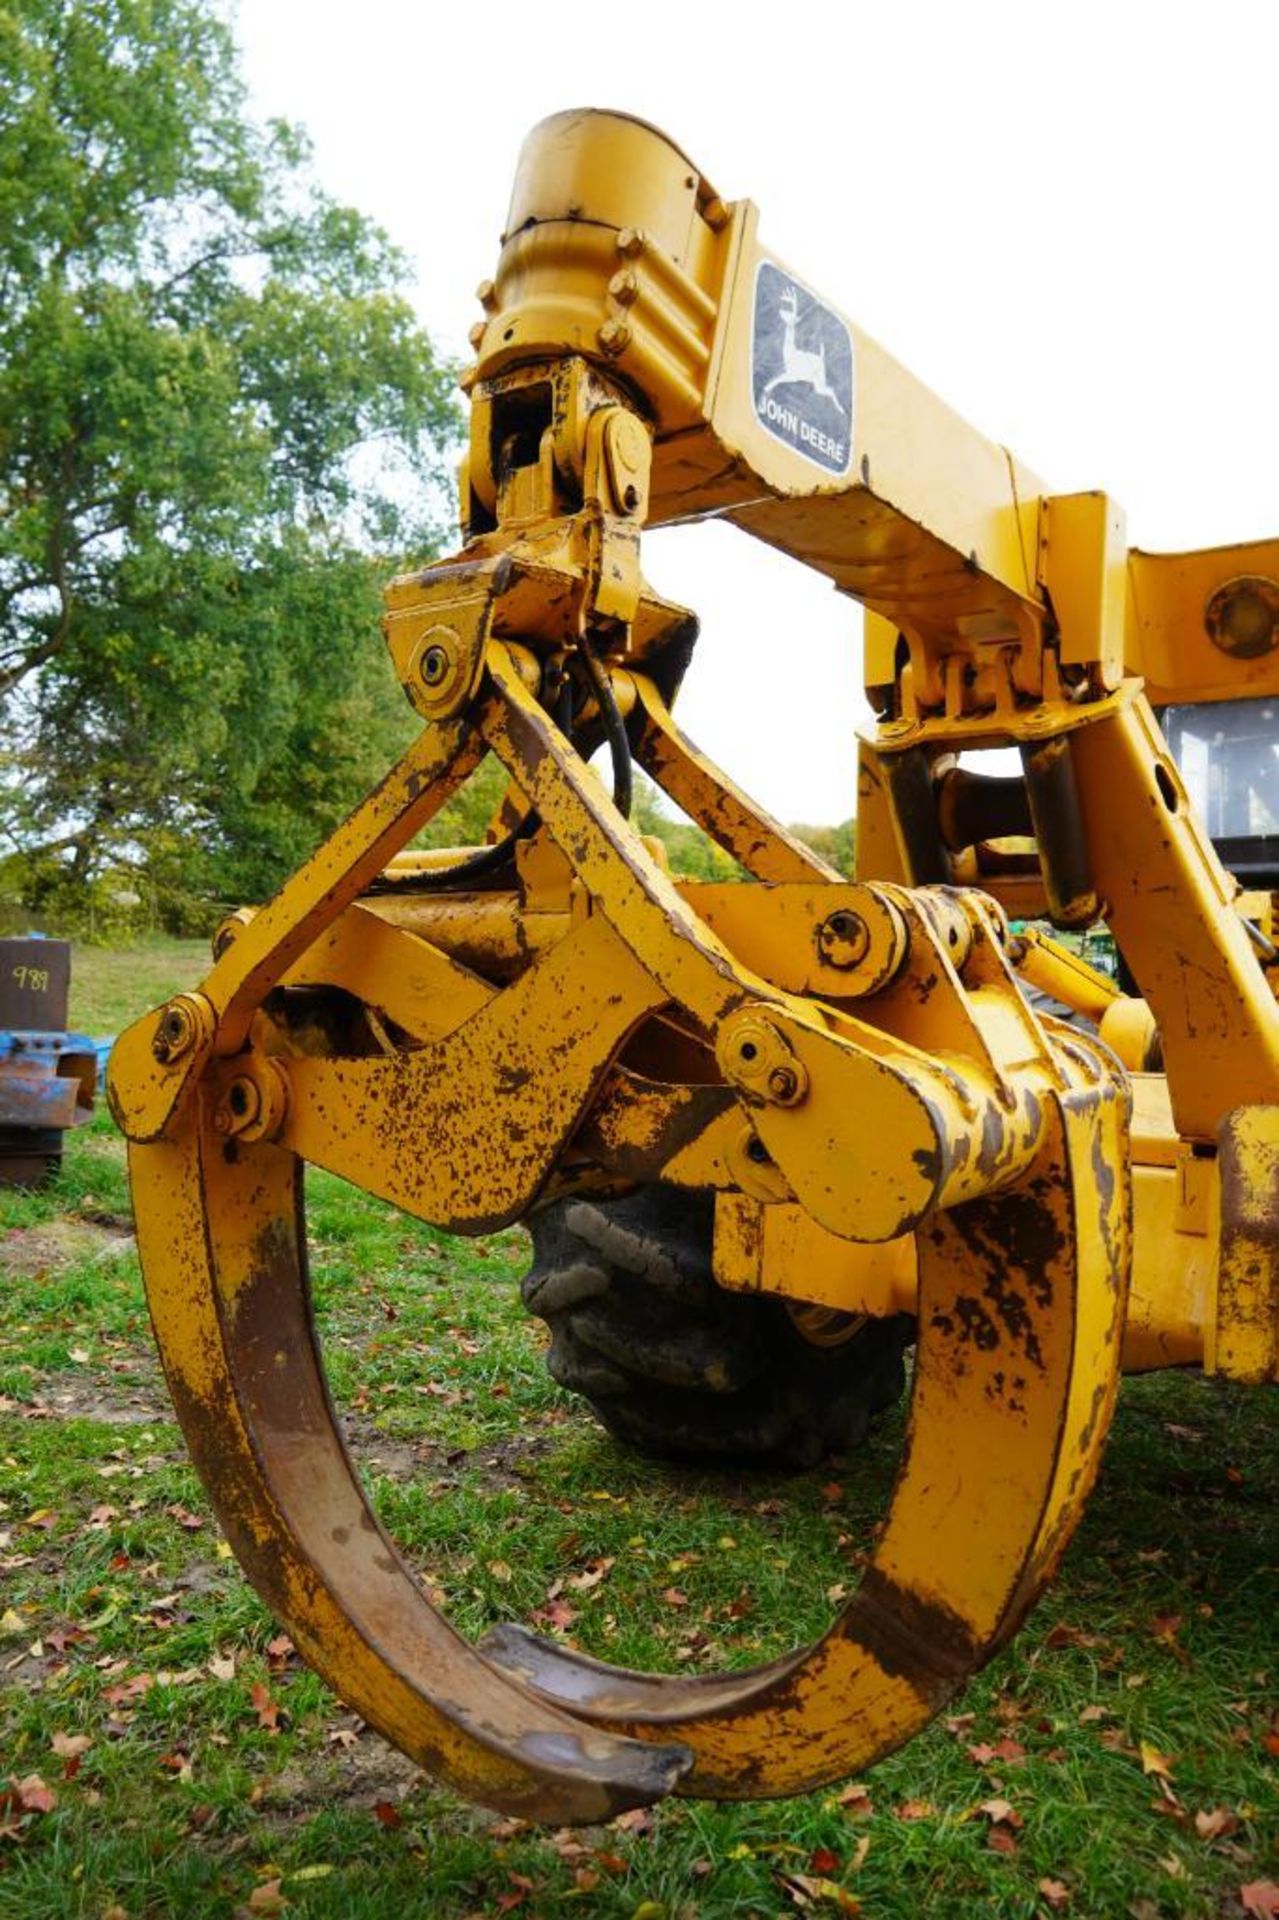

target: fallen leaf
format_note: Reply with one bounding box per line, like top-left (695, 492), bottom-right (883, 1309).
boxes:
top-left (288, 1865), bottom-right (333, 1883)
top-left (1241, 1883), bottom-right (1279, 1920)
top-left (1045, 1622), bottom-right (1104, 1651)
top-left (207, 1653), bottom-right (237, 1682)
top-left (50, 1733), bottom-right (91, 1759)
top-left (1139, 1740), bottom-right (1176, 1780)
top-left (660, 1587), bottom-right (689, 1609)
top-left (1194, 1806), bottom-right (1238, 1840)
top-left (0, 1609), bottom-right (25, 1636)
top-left (248, 1880), bottom-right (287, 1915)
top-left (15, 1774), bottom-right (56, 1813)
top-left (978, 1798), bottom-right (1023, 1828)
top-left (45, 1625), bottom-right (89, 1656)
top-left (1038, 1877), bottom-right (1071, 1908)
top-left (372, 1799), bottom-right (401, 1828)
top-left (987, 1825), bottom-right (1019, 1855)
top-left (611, 1806), bottom-right (654, 1836)
top-left (810, 1847), bottom-right (841, 1874)
top-left (102, 1673), bottom-right (154, 1707)
top-left (776, 1870), bottom-right (861, 1912)
top-left (1078, 1704), bottom-right (1110, 1724)
top-left (838, 1782), bottom-right (873, 1816)
top-left (566, 1557), bottom-right (614, 1593)
top-left (158, 1667), bottom-right (203, 1689)
top-left (164, 1504), bottom-right (203, 1532)
top-left (894, 1799), bottom-right (934, 1821)
top-left (249, 1682), bottom-right (281, 1733)
top-left (530, 1597), bottom-right (577, 1633)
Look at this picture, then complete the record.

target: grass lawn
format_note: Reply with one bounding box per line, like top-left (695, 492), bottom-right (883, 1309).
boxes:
top-left (0, 942), bottom-right (1275, 1918)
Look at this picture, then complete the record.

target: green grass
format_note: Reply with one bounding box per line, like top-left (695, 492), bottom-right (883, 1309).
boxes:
top-left (0, 944), bottom-right (1275, 1918)
top-left (66, 937), bottom-right (209, 1036)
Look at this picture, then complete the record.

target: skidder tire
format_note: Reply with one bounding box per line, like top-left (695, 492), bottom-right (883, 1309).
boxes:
top-left (522, 1187), bottom-right (913, 1470)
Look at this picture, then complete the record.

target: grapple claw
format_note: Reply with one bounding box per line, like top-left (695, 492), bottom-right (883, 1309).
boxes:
top-left (131, 1113), bottom-right (692, 1821)
top-left (136, 1055), bottom-right (1126, 1809)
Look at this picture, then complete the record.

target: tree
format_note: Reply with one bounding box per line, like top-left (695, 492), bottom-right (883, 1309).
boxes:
top-left (789, 817), bottom-right (856, 875)
top-left (0, 0), bottom-right (462, 928)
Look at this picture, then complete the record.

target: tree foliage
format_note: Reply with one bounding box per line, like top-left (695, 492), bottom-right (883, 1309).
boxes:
top-left (0, 0), bottom-right (461, 929)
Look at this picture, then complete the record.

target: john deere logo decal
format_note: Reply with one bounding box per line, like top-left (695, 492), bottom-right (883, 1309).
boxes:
top-left (751, 261), bottom-right (853, 475)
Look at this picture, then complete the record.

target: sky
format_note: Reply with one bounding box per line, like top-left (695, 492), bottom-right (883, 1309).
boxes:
top-left (234, 0), bottom-right (1279, 825)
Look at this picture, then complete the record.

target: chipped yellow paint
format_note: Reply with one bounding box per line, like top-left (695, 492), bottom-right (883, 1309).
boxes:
top-left (1217, 1105), bottom-right (1279, 1382)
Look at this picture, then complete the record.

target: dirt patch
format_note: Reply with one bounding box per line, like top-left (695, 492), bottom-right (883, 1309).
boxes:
top-left (34, 1364), bottom-right (168, 1426)
top-left (340, 1420), bottom-right (424, 1482)
top-left (339, 1420), bottom-right (553, 1491)
top-left (0, 1218), bottom-right (134, 1277)
top-left (464, 1430), bottom-right (555, 1490)
top-left (262, 1729), bottom-right (425, 1819)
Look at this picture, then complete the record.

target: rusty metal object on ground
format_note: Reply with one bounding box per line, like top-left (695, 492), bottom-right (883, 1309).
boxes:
top-left (0, 938), bottom-right (96, 1185)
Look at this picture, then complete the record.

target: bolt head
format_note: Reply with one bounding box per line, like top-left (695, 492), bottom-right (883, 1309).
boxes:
top-left (421, 644), bottom-right (450, 686)
top-left (152, 1001), bottom-right (196, 1063)
top-left (818, 910), bottom-right (870, 970)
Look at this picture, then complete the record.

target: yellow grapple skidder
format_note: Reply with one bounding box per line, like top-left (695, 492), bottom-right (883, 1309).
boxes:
top-left (109, 111), bottom-right (1279, 1822)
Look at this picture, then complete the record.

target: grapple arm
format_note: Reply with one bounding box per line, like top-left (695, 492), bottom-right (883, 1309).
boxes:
top-left (108, 109), bottom-right (1278, 1823)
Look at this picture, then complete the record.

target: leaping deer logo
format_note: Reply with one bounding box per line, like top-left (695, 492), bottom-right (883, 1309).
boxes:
top-left (762, 284), bottom-right (846, 417)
